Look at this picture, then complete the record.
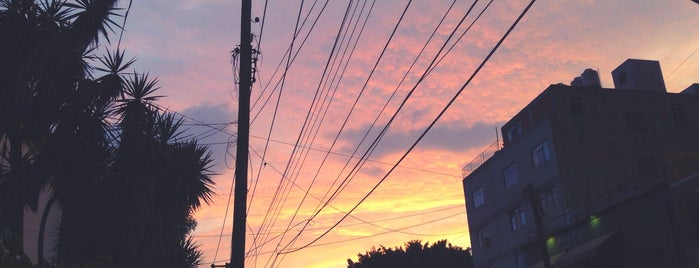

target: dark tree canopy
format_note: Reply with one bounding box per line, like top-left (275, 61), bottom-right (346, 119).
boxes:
top-left (347, 240), bottom-right (474, 268)
top-left (0, 1), bottom-right (214, 267)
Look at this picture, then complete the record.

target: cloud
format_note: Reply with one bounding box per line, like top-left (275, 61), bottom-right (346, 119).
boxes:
top-left (117, 0), bottom-right (699, 267)
top-left (336, 120), bottom-right (502, 160)
top-left (179, 102), bottom-right (237, 174)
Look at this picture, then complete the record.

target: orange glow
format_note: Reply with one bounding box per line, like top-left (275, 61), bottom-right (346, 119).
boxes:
top-left (117, 0), bottom-right (699, 267)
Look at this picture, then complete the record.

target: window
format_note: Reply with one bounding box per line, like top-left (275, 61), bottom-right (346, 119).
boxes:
top-left (477, 228), bottom-right (491, 248)
top-left (531, 140), bottom-right (551, 168)
top-left (503, 164), bottom-right (519, 188)
top-left (539, 188), bottom-right (562, 216)
top-left (510, 208), bottom-right (527, 231)
top-left (472, 187), bottom-right (485, 208)
top-left (516, 252), bottom-right (527, 268)
top-left (507, 122), bottom-right (523, 142)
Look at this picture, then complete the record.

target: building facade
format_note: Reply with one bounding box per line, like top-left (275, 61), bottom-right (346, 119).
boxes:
top-left (462, 59), bottom-right (699, 268)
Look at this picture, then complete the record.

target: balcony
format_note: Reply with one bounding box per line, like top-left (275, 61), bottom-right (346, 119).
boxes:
top-left (462, 139), bottom-right (502, 178)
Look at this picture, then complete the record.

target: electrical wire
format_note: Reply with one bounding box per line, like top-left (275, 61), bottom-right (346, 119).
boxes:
top-left (192, 204), bottom-right (463, 238)
top-left (279, 0), bottom-right (480, 254)
top-left (116, 0), bottom-right (134, 51)
top-left (304, 0), bottom-right (460, 226)
top-left (244, 146), bottom-right (466, 255)
top-left (665, 42), bottom-right (699, 81)
top-left (268, 1), bottom-right (376, 264)
top-left (250, 1), bottom-right (330, 124)
top-left (250, 1), bottom-right (325, 265)
top-left (211, 165), bottom-right (236, 263)
top-left (280, 0), bottom-right (537, 255)
top-left (256, 2), bottom-right (360, 266)
top-left (209, 210), bottom-right (467, 264)
top-left (301, 211), bottom-right (467, 249)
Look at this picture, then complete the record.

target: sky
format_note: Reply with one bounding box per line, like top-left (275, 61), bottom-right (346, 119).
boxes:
top-left (111, 0), bottom-right (699, 267)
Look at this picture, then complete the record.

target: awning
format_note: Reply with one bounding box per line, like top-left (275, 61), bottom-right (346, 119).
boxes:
top-left (530, 232), bottom-right (614, 268)
top-left (556, 232), bottom-right (615, 267)
top-left (530, 251), bottom-right (565, 268)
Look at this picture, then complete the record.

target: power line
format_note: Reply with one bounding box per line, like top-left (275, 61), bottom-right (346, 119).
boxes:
top-left (250, 134), bottom-right (461, 178)
top-left (211, 165), bottom-right (236, 264)
top-left (279, 0), bottom-right (483, 255)
top-left (244, 145), bottom-right (464, 257)
top-left (268, 1), bottom-right (378, 265)
top-left (116, 0), bottom-right (134, 51)
top-left (253, 1), bottom-right (364, 259)
top-left (665, 42), bottom-right (699, 81)
top-left (251, 2), bottom-right (331, 266)
top-left (281, 0), bottom-right (537, 255)
top-left (301, 211), bottom-right (467, 249)
top-left (192, 204), bottom-right (463, 238)
top-left (250, 1), bottom-right (330, 124)
top-left (201, 210), bottom-right (467, 267)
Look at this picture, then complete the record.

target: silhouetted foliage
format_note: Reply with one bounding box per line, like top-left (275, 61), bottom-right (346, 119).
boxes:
top-left (0, 1), bottom-right (214, 267)
top-left (1, 0), bottom-right (120, 262)
top-left (347, 240), bottom-right (474, 268)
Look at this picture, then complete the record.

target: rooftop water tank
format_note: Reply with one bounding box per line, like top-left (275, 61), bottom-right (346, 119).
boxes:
top-left (571, 77), bottom-right (583, 87)
top-left (611, 59), bottom-right (666, 92)
top-left (581, 68), bottom-right (601, 87)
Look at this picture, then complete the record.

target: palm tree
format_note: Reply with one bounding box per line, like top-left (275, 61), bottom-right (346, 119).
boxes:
top-left (45, 49), bottom-right (130, 264)
top-left (1, 1), bottom-right (215, 266)
top-left (106, 73), bottom-right (214, 267)
top-left (0, 0), bottom-right (119, 258)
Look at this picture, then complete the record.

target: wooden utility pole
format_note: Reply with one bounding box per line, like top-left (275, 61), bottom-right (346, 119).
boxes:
top-left (525, 184), bottom-right (551, 268)
top-left (230, 0), bottom-right (252, 267)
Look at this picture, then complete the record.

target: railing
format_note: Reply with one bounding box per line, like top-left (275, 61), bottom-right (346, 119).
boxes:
top-left (462, 140), bottom-right (502, 178)
top-left (543, 182), bottom-right (647, 234)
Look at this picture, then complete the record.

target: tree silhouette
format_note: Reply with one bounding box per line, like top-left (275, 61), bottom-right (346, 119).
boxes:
top-left (1, 1), bottom-right (214, 266)
top-left (347, 240), bottom-right (474, 268)
top-left (0, 0), bottom-right (120, 259)
top-left (104, 75), bottom-right (214, 267)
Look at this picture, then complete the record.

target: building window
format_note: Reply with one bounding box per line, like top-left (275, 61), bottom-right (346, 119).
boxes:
top-left (510, 208), bottom-right (527, 231)
top-left (531, 140), bottom-right (551, 168)
top-left (503, 164), bottom-right (519, 188)
top-left (569, 97), bottom-right (586, 115)
top-left (472, 187), bottom-right (485, 208)
top-left (477, 228), bottom-right (491, 248)
top-left (507, 122), bottom-right (523, 142)
top-left (539, 188), bottom-right (562, 216)
top-left (624, 111), bottom-right (647, 130)
top-left (516, 252), bottom-right (527, 268)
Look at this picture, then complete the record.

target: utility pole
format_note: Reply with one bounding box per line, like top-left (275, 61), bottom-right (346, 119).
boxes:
top-left (230, 0), bottom-right (252, 267)
top-left (524, 184), bottom-right (551, 268)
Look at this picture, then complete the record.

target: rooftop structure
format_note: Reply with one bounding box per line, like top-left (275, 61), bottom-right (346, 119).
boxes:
top-left (462, 59), bottom-right (699, 268)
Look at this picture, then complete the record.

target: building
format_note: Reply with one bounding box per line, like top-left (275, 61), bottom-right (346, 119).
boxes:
top-left (462, 59), bottom-right (699, 268)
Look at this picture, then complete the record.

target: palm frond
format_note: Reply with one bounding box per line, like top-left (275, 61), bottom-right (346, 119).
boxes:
top-left (170, 141), bottom-right (216, 210)
top-left (95, 49), bottom-right (136, 74)
top-left (155, 112), bottom-right (185, 144)
top-left (65, 0), bottom-right (122, 47)
top-left (122, 72), bottom-right (163, 102)
top-left (37, 0), bottom-right (71, 28)
top-left (180, 237), bottom-right (203, 267)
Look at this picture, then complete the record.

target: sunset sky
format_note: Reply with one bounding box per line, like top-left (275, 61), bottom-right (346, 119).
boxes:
top-left (110, 0), bottom-right (699, 267)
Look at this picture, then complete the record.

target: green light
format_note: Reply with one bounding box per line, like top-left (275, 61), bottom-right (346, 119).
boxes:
top-left (590, 215), bottom-right (600, 227)
top-left (546, 237), bottom-right (556, 248)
